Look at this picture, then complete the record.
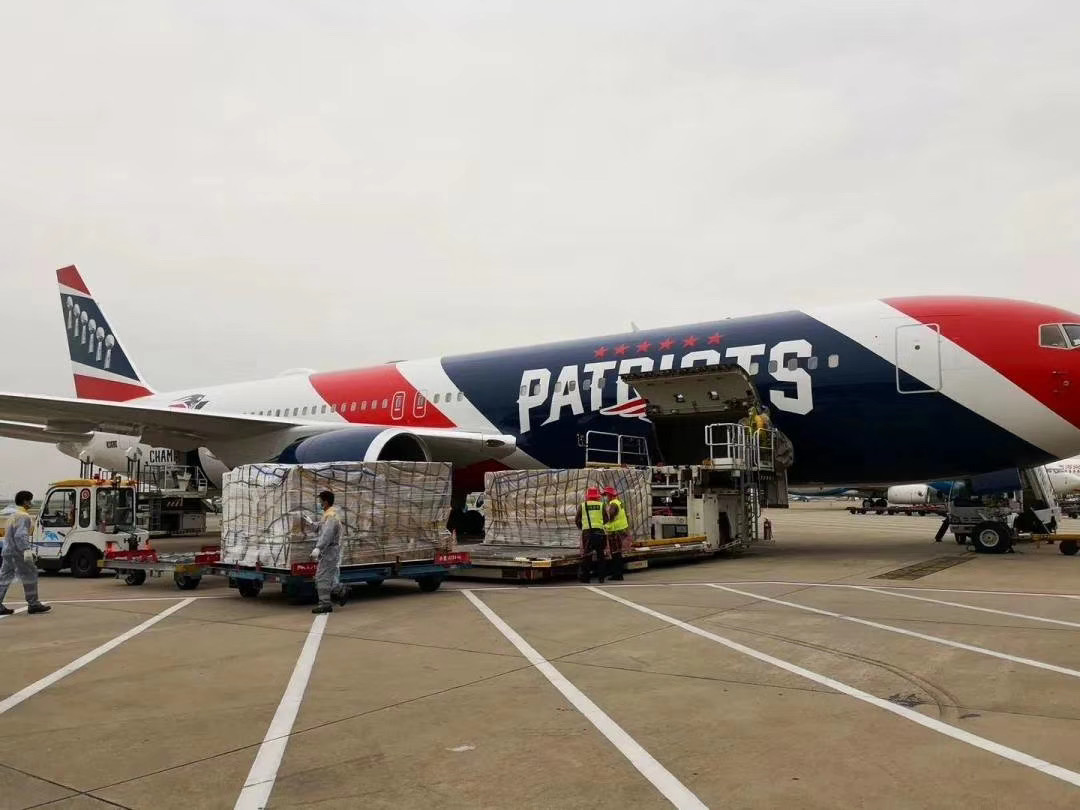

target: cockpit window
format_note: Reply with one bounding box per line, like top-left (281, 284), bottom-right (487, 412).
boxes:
top-left (1064, 324), bottom-right (1080, 348)
top-left (1040, 324), bottom-right (1069, 349)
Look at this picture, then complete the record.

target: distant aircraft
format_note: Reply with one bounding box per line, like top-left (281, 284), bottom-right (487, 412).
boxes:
top-left (1, 265), bottom-right (1079, 496)
top-left (1046, 456), bottom-right (1080, 495)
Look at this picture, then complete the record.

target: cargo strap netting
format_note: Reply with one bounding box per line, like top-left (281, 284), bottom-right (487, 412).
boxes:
top-left (221, 461), bottom-right (453, 568)
top-left (482, 468), bottom-right (650, 548)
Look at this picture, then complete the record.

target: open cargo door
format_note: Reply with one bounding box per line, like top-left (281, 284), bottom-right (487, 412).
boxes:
top-left (622, 364), bottom-right (781, 466)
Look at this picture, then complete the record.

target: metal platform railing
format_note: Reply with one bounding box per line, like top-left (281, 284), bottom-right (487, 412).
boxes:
top-left (584, 431), bottom-right (651, 467)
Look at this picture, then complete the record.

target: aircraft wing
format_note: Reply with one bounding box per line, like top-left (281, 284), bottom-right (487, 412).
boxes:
top-left (0, 392), bottom-right (298, 446)
top-left (0, 419), bottom-right (95, 444)
top-left (0, 392), bottom-right (518, 463)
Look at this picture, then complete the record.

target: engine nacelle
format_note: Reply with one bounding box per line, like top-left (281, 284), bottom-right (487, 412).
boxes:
top-left (276, 427), bottom-right (430, 464)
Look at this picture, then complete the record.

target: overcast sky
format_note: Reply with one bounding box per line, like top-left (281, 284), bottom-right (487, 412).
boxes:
top-left (2, 1), bottom-right (1079, 496)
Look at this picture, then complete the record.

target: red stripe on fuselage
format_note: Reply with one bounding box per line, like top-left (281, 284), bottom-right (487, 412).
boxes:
top-left (885, 296), bottom-right (1080, 430)
top-left (308, 366), bottom-right (457, 428)
top-left (57, 265), bottom-right (91, 295)
top-left (73, 374), bottom-right (152, 402)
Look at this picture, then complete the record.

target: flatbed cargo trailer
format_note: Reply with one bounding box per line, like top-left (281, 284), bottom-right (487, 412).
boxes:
top-left (451, 536), bottom-right (715, 581)
top-left (847, 504), bottom-right (947, 516)
top-left (101, 546), bottom-right (472, 598)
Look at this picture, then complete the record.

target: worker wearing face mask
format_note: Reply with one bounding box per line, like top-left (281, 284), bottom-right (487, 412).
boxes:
top-left (310, 490), bottom-right (347, 613)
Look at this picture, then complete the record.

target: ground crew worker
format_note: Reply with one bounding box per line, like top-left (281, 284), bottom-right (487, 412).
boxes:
top-left (310, 490), bottom-right (347, 613)
top-left (574, 487), bottom-right (608, 583)
top-left (602, 486), bottom-right (629, 581)
top-left (0, 491), bottom-right (51, 616)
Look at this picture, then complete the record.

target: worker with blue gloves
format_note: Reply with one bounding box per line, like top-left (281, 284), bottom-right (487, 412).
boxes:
top-left (0, 491), bottom-right (51, 615)
top-left (310, 490), bottom-right (347, 614)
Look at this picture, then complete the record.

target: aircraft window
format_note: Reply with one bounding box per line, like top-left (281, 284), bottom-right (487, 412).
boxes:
top-left (519, 386), bottom-right (526, 397)
top-left (828, 354), bottom-right (839, 368)
top-left (530, 380), bottom-right (541, 396)
top-left (434, 394), bottom-right (441, 403)
top-left (360, 401), bottom-right (367, 411)
top-left (808, 356), bottom-right (819, 371)
top-left (382, 399), bottom-right (388, 409)
top-left (275, 409), bottom-right (281, 417)
top-left (768, 360), bottom-right (778, 374)
top-left (786, 358), bottom-right (798, 371)
top-left (350, 402), bottom-right (357, 412)
top-left (322, 405), bottom-right (328, 414)
top-left (568, 381), bottom-right (577, 392)
top-left (583, 379), bottom-right (591, 391)
top-left (371, 400), bottom-right (378, 409)
top-left (749, 363), bottom-right (759, 375)
top-left (457, 392), bottom-right (464, 401)
top-left (1065, 324), bottom-right (1080, 347)
top-left (597, 377), bottom-right (605, 388)
top-left (293, 408), bottom-right (299, 416)
top-left (1040, 324), bottom-right (1068, 348)
top-left (445, 391), bottom-right (452, 402)
top-left (302, 406), bottom-right (309, 416)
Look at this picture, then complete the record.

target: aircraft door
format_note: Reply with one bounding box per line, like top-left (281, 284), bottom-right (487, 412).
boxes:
top-left (895, 323), bottom-right (942, 394)
top-left (413, 391), bottom-right (428, 419)
top-left (391, 391), bottom-right (406, 421)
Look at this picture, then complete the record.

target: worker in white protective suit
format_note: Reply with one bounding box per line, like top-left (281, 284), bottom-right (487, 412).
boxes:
top-left (0, 491), bottom-right (51, 615)
top-left (310, 490), bottom-right (347, 614)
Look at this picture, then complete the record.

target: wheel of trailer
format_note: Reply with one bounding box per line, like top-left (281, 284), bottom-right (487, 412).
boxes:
top-left (237, 579), bottom-right (262, 598)
top-left (124, 570), bottom-right (147, 586)
top-left (971, 522), bottom-right (1011, 554)
top-left (174, 573), bottom-right (201, 590)
top-left (417, 576), bottom-right (442, 593)
top-left (68, 545), bottom-right (101, 579)
top-left (862, 499), bottom-right (874, 510)
top-left (1060, 539), bottom-right (1078, 556)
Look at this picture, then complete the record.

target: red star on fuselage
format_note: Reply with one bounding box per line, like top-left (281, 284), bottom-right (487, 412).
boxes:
top-left (659, 338), bottom-right (675, 350)
top-left (707, 333), bottom-right (723, 345)
top-left (683, 335), bottom-right (698, 348)
top-left (637, 340), bottom-right (652, 353)
top-left (614, 344), bottom-right (630, 356)
top-left (594, 346), bottom-right (609, 358)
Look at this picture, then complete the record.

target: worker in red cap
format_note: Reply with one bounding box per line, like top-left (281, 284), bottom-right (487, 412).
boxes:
top-left (602, 486), bottom-right (629, 581)
top-left (574, 486), bottom-right (608, 583)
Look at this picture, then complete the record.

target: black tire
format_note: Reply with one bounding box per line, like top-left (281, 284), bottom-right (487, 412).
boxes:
top-left (1060, 539), bottom-right (1078, 556)
top-left (174, 573), bottom-right (201, 590)
top-left (862, 499), bottom-right (874, 510)
top-left (124, 570), bottom-right (147, 586)
top-left (417, 576), bottom-right (442, 592)
top-left (971, 522), bottom-right (1011, 554)
top-left (68, 545), bottom-right (102, 579)
top-left (237, 579), bottom-right (262, 598)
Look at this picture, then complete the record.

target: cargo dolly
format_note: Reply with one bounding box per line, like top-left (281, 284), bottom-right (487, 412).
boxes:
top-left (100, 545), bottom-right (472, 599)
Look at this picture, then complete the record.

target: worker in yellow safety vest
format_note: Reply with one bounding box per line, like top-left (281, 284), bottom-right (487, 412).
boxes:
top-left (602, 486), bottom-right (629, 581)
top-left (574, 487), bottom-right (608, 583)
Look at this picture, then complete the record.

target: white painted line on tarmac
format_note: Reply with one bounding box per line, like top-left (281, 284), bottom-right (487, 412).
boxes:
top-left (0, 598), bottom-right (195, 716)
top-left (0, 606), bottom-right (29, 620)
top-left (854, 586), bottom-right (1080, 629)
top-left (235, 612), bottom-right (329, 810)
top-left (462, 590), bottom-right (707, 810)
top-left (592, 587), bottom-right (1080, 789)
top-left (709, 584), bottom-right (1080, 680)
top-left (468, 581), bottom-right (1080, 599)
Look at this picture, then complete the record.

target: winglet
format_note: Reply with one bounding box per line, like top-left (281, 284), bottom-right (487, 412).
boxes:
top-left (57, 265), bottom-right (154, 401)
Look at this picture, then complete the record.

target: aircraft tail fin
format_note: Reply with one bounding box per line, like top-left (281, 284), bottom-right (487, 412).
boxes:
top-left (57, 265), bottom-right (154, 401)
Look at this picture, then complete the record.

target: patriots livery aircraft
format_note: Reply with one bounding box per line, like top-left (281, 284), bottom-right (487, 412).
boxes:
top-left (1, 265), bottom-right (1079, 496)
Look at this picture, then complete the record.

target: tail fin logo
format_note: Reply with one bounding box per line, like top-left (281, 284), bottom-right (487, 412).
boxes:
top-left (599, 397), bottom-right (649, 420)
top-left (57, 265), bottom-right (153, 401)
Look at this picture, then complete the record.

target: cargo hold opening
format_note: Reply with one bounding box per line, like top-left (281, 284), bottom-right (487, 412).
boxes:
top-left (622, 364), bottom-right (771, 466)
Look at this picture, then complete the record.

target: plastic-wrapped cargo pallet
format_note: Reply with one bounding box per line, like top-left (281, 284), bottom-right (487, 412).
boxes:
top-left (221, 461), bottom-right (453, 568)
top-left (483, 468), bottom-right (650, 548)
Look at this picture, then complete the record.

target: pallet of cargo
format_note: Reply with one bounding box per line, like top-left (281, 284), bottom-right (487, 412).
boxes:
top-left (101, 545), bottom-right (472, 596)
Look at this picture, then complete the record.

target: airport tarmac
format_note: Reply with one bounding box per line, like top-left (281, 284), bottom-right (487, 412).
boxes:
top-left (2, 504), bottom-right (1079, 809)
